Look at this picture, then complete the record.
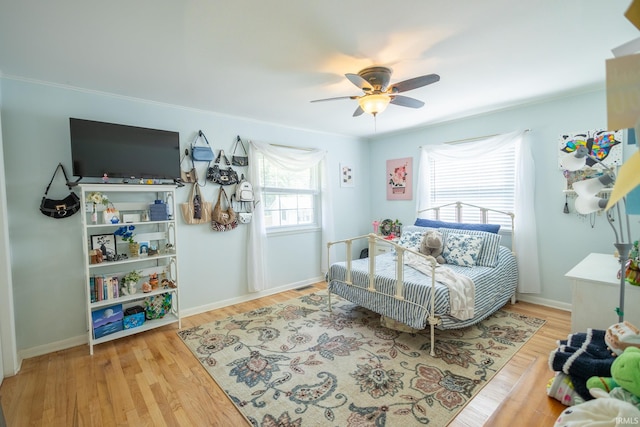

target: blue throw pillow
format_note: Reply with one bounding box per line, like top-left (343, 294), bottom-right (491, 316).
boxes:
top-left (414, 218), bottom-right (500, 234)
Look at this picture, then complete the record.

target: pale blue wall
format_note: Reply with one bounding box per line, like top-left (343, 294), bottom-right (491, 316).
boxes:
top-left (0, 77), bottom-right (370, 352)
top-left (369, 88), bottom-right (640, 306)
top-left (3, 76), bottom-right (636, 354)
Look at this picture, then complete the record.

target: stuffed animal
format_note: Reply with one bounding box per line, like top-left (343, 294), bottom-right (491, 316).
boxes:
top-left (605, 321), bottom-right (640, 356)
top-left (419, 230), bottom-right (445, 264)
top-left (587, 346), bottom-right (640, 409)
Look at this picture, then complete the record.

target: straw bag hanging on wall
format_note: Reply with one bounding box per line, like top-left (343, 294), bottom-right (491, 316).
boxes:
top-left (180, 183), bottom-right (211, 224)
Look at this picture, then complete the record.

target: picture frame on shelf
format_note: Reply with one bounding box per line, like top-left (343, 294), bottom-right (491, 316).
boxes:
top-left (91, 233), bottom-right (117, 261)
top-left (138, 241), bottom-right (150, 256)
top-left (123, 213), bottom-right (141, 223)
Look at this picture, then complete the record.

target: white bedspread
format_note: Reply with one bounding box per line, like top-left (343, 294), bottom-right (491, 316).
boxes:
top-left (403, 252), bottom-right (475, 320)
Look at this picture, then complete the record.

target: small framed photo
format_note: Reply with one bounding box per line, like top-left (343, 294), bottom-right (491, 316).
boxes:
top-left (122, 213), bottom-right (141, 223)
top-left (91, 234), bottom-right (117, 260)
top-left (340, 163), bottom-right (354, 187)
top-left (138, 241), bottom-right (150, 256)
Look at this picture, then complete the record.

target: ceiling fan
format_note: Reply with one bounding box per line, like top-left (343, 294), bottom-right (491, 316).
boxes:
top-left (311, 66), bottom-right (440, 117)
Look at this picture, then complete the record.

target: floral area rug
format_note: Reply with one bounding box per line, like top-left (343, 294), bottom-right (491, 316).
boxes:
top-left (178, 293), bottom-right (544, 426)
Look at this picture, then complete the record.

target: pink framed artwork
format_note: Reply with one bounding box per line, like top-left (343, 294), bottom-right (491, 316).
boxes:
top-left (386, 157), bottom-right (412, 200)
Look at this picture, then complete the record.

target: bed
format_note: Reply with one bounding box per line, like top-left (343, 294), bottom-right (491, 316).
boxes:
top-left (326, 202), bottom-right (518, 355)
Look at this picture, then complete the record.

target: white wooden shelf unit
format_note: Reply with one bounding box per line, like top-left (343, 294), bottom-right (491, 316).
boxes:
top-left (79, 184), bottom-right (181, 354)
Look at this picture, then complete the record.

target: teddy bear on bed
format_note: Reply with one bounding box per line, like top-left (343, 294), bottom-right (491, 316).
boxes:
top-left (419, 230), bottom-right (445, 264)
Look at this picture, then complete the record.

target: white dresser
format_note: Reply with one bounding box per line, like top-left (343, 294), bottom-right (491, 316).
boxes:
top-left (565, 252), bottom-right (640, 332)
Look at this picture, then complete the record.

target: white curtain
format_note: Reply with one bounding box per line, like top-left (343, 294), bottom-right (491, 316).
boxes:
top-left (247, 140), bottom-right (334, 292)
top-left (416, 131), bottom-right (540, 293)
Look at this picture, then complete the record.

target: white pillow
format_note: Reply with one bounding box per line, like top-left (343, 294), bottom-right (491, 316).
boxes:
top-left (443, 232), bottom-right (484, 267)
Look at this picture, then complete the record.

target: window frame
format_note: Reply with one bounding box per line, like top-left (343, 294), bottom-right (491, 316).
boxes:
top-left (257, 154), bottom-right (321, 234)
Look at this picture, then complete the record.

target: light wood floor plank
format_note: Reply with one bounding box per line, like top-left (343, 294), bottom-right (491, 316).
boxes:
top-left (0, 283), bottom-right (571, 426)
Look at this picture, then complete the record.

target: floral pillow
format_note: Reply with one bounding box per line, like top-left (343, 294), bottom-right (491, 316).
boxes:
top-left (396, 230), bottom-right (428, 250)
top-left (443, 232), bottom-right (484, 267)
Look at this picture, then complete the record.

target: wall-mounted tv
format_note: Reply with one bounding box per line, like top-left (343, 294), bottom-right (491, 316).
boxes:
top-left (70, 118), bottom-right (180, 180)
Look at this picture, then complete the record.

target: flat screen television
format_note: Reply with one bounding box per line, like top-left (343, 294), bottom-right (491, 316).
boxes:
top-left (70, 118), bottom-right (180, 180)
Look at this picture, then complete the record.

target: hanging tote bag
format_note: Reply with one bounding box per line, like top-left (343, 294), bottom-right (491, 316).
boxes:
top-left (207, 150), bottom-right (239, 185)
top-left (191, 130), bottom-right (215, 162)
top-left (39, 163), bottom-right (81, 219)
top-left (179, 149), bottom-right (198, 183)
top-left (231, 135), bottom-right (249, 167)
top-left (211, 186), bottom-right (238, 231)
top-left (180, 183), bottom-right (211, 224)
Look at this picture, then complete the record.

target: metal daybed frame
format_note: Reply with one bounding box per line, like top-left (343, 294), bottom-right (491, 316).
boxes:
top-left (326, 202), bottom-right (515, 356)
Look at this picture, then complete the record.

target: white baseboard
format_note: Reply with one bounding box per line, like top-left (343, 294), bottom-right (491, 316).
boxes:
top-left (18, 335), bottom-right (87, 361)
top-left (17, 276), bottom-right (325, 361)
top-left (180, 276), bottom-right (324, 318)
top-left (516, 293), bottom-right (572, 312)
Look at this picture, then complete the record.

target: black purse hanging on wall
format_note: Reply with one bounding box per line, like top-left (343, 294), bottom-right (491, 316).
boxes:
top-left (207, 150), bottom-right (239, 185)
top-left (39, 163), bottom-right (81, 219)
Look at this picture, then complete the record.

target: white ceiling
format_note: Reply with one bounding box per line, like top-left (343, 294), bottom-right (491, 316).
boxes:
top-left (0, 1), bottom-right (638, 138)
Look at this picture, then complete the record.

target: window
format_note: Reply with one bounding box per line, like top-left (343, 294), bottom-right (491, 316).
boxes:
top-left (257, 153), bottom-right (320, 231)
top-left (428, 142), bottom-right (516, 228)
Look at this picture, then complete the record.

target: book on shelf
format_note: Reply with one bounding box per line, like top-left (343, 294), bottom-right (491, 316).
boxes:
top-left (90, 275), bottom-right (120, 303)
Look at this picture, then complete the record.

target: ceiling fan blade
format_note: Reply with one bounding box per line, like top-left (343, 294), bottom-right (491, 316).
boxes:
top-left (345, 73), bottom-right (374, 91)
top-left (390, 74), bottom-right (440, 93)
top-left (390, 95), bottom-right (425, 108)
top-left (310, 96), bottom-right (357, 103)
top-left (353, 106), bottom-right (364, 117)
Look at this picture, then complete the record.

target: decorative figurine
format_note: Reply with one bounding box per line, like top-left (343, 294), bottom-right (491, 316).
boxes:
top-left (102, 173), bottom-right (109, 183)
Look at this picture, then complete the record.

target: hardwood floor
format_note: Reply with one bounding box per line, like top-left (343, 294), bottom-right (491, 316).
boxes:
top-left (0, 283), bottom-right (571, 426)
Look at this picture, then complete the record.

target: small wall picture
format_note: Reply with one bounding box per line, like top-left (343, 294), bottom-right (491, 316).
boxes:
top-left (91, 234), bottom-right (117, 260)
top-left (386, 157), bottom-right (413, 200)
top-left (340, 163), bottom-right (354, 187)
top-left (138, 241), bottom-right (150, 256)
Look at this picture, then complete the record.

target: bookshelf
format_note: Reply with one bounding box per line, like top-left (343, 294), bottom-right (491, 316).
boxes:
top-left (79, 184), bottom-right (181, 354)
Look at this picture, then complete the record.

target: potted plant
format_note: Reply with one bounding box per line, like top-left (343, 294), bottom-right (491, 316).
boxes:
top-left (121, 270), bottom-right (142, 295)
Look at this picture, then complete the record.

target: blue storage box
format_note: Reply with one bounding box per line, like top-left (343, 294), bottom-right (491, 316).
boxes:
top-left (123, 306), bottom-right (145, 329)
top-left (92, 304), bottom-right (123, 339)
top-left (149, 201), bottom-right (168, 221)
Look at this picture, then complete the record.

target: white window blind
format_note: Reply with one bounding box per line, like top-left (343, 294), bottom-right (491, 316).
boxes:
top-left (257, 153), bottom-right (320, 230)
top-left (428, 142), bottom-right (516, 228)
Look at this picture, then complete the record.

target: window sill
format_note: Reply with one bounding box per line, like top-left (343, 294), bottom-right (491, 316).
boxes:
top-left (266, 225), bottom-right (321, 237)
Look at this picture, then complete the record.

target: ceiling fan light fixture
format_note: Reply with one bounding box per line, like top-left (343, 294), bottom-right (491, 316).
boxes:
top-left (358, 94), bottom-right (391, 116)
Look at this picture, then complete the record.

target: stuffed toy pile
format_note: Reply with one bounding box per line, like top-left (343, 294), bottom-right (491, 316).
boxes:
top-left (550, 322), bottom-right (640, 426)
top-left (548, 329), bottom-right (615, 403)
top-left (587, 346), bottom-right (640, 408)
top-left (419, 230), bottom-right (445, 264)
